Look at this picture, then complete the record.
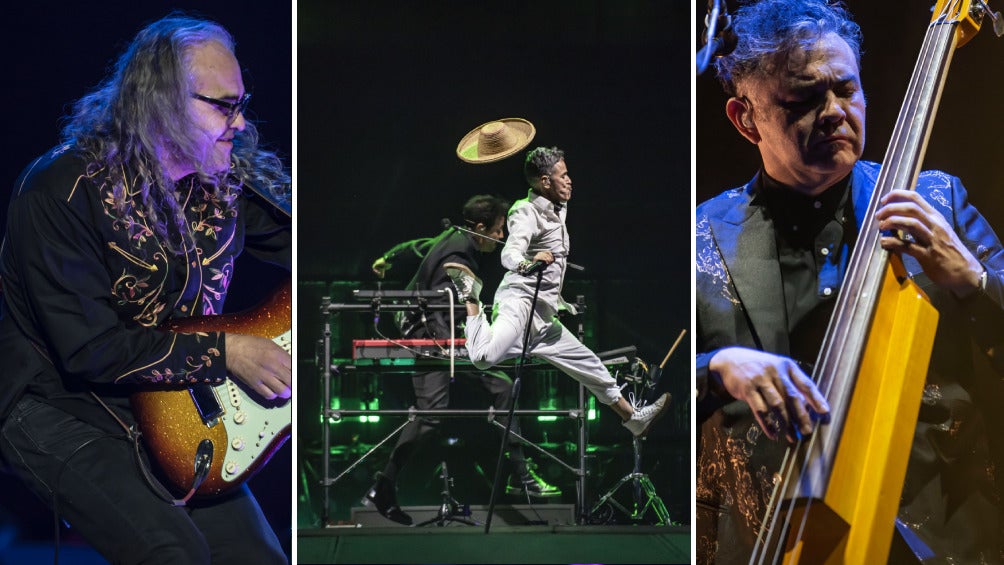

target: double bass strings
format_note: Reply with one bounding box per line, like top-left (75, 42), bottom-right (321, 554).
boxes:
top-left (749, 4), bottom-right (960, 561)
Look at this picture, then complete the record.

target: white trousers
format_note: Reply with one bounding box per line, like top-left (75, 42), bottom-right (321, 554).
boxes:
top-left (465, 295), bottom-right (621, 405)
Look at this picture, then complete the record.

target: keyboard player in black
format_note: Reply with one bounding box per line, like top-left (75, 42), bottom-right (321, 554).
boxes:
top-left (363, 194), bottom-right (560, 525)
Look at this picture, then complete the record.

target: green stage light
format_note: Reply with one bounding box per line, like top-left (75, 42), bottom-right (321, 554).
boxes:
top-left (538, 395), bottom-right (557, 422)
top-left (326, 397), bottom-right (342, 424)
top-left (358, 398), bottom-right (380, 423)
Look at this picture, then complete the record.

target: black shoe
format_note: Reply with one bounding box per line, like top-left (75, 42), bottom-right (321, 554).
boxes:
top-left (505, 467), bottom-right (562, 498)
top-left (364, 472), bottom-right (413, 525)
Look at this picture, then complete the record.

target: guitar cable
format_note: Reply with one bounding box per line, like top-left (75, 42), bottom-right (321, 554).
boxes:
top-left (27, 339), bottom-right (188, 563)
top-left (88, 391), bottom-right (191, 506)
top-left (517, 486), bottom-right (548, 526)
top-left (370, 291), bottom-right (466, 363)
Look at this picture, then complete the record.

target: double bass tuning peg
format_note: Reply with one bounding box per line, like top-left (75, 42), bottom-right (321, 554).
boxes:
top-left (976, 0), bottom-right (1004, 37)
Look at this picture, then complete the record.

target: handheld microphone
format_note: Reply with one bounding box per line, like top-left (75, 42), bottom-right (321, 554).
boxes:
top-left (524, 261), bottom-right (546, 275)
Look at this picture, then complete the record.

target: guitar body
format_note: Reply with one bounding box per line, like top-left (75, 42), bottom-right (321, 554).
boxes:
top-left (130, 282), bottom-right (292, 498)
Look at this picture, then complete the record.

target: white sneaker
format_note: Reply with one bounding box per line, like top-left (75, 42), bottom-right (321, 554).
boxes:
top-left (443, 262), bottom-right (483, 304)
top-left (622, 393), bottom-right (671, 437)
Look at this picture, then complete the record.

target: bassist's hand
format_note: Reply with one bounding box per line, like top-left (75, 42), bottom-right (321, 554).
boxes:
top-left (225, 333), bottom-right (292, 400)
top-left (877, 189), bottom-right (983, 297)
top-left (709, 347), bottom-right (829, 443)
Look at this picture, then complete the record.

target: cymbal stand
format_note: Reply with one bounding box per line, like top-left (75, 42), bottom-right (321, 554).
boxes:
top-left (589, 435), bottom-right (671, 525)
top-left (415, 461), bottom-right (479, 527)
top-left (589, 362), bottom-right (671, 525)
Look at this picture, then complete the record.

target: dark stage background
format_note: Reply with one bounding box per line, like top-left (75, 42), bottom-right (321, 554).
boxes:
top-left (297, 1), bottom-right (693, 530)
top-left (0, 2), bottom-right (291, 562)
top-left (696, 0), bottom-right (1004, 235)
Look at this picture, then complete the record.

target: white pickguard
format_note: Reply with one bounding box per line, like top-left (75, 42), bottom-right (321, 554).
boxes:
top-left (213, 329), bottom-right (292, 482)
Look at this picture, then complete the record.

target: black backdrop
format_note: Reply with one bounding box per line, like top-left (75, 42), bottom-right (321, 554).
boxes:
top-left (297, 0), bottom-right (693, 527)
top-left (0, 1), bottom-right (291, 558)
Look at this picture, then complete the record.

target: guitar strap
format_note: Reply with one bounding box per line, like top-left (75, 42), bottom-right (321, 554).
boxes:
top-left (241, 176), bottom-right (291, 218)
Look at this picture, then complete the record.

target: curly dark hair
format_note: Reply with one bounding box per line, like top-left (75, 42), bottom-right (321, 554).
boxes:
top-left (523, 146), bottom-right (565, 187)
top-left (714, 0), bottom-right (862, 96)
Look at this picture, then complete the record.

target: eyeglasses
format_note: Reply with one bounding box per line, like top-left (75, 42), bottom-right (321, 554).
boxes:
top-left (190, 92), bottom-right (251, 125)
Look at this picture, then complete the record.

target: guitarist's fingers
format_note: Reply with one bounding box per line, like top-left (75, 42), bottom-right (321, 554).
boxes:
top-left (253, 343), bottom-right (292, 399)
top-left (226, 333), bottom-right (292, 400)
top-left (253, 374), bottom-right (291, 400)
top-left (260, 370), bottom-right (292, 399)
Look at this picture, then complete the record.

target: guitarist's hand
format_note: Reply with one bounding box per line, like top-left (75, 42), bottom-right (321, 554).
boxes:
top-left (225, 333), bottom-right (292, 400)
top-left (709, 347), bottom-right (829, 443)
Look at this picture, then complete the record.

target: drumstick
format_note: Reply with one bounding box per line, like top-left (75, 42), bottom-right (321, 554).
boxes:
top-left (660, 329), bottom-right (687, 369)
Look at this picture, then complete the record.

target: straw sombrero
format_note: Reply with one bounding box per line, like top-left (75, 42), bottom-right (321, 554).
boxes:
top-left (456, 118), bottom-right (536, 164)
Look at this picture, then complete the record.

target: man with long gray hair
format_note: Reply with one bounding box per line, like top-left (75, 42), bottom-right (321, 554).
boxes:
top-left (0, 14), bottom-right (290, 563)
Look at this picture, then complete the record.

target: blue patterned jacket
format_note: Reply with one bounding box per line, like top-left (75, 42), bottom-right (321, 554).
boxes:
top-left (695, 160), bottom-right (1004, 563)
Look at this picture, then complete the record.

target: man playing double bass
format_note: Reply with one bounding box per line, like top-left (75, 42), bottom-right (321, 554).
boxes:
top-left (695, 1), bottom-right (1004, 563)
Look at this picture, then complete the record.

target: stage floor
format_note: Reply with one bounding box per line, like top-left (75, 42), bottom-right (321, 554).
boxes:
top-left (298, 524), bottom-right (691, 564)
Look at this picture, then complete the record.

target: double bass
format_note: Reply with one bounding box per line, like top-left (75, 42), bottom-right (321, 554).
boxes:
top-left (751, 1), bottom-right (996, 562)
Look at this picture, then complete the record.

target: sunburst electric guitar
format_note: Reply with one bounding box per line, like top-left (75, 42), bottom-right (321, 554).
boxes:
top-left (130, 282), bottom-right (292, 499)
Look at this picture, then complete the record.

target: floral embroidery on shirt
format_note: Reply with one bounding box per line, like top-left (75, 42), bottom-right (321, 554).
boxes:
top-left (136, 343), bottom-right (223, 384)
top-left (112, 270), bottom-right (167, 327)
top-left (100, 169), bottom-right (157, 246)
top-left (201, 258), bottom-right (234, 316)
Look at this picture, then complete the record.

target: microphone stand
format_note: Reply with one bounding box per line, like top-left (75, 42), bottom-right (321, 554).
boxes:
top-left (696, 0), bottom-right (735, 76)
top-left (484, 267), bottom-right (545, 534)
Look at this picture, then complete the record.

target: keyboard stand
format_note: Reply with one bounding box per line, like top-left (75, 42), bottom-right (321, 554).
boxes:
top-left (317, 299), bottom-right (590, 527)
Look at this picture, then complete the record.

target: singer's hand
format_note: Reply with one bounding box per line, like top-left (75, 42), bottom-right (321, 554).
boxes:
top-left (533, 251), bottom-right (554, 264)
top-left (372, 257), bottom-right (391, 278)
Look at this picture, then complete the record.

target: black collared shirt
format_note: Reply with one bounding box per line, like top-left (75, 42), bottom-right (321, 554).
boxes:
top-left (755, 172), bottom-right (857, 365)
top-left (0, 145), bottom-right (291, 425)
